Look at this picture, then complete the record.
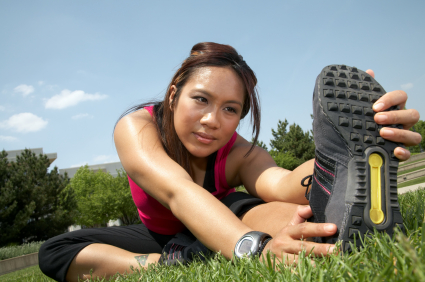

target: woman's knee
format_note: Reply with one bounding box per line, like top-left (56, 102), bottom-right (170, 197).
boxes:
top-left (38, 232), bottom-right (91, 281)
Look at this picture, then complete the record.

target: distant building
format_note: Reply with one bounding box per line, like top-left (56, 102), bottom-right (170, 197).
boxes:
top-left (5, 148), bottom-right (57, 165)
top-left (59, 162), bottom-right (124, 178)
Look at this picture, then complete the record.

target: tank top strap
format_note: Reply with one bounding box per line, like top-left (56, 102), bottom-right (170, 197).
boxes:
top-left (214, 132), bottom-right (238, 193)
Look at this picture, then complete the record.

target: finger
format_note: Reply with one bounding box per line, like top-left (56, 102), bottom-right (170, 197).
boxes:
top-left (394, 147), bottom-right (411, 161)
top-left (365, 69), bottom-right (375, 78)
top-left (374, 108), bottom-right (420, 130)
top-left (372, 90), bottom-right (407, 112)
top-left (286, 222), bottom-right (337, 239)
top-left (297, 205), bottom-right (313, 220)
top-left (285, 240), bottom-right (336, 257)
top-left (379, 127), bottom-right (422, 147)
top-left (289, 206), bottom-right (312, 226)
top-left (261, 241), bottom-right (300, 266)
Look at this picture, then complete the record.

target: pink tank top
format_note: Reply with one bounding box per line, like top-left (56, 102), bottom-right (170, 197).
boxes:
top-left (128, 106), bottom-right (237, 235)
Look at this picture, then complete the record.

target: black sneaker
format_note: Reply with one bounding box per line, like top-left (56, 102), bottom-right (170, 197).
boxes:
top-left (309, 64), bottom-right (404, 251)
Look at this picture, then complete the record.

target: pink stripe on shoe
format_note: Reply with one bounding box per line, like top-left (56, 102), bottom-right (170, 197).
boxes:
top-left (315, 160), bottom-right (335, 177)
top-left (314, 175), bottom-right (331, 195)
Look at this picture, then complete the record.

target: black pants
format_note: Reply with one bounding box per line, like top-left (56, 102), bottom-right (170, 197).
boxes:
top-left (39, 192), bottom-right (264, 282)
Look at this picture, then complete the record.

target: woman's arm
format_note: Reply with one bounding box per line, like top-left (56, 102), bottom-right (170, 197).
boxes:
top-left (114, 110), bottom-right (252, 259)
top-left (227, 136), bottom-right (312, 204)
top-left (235, 83), bottom-right (421, 204)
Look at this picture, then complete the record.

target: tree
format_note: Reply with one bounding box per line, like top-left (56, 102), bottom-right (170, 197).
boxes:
top-left (67, 166), bottom-right (140, 227)
top-left (250, 137), bottom-right (268, 151)
top-left (409, 120), bottom-right (425, 153)
top-left (0, 149), bottom-right (76, 247)
top-left (269, 119), bottom-right (315, 170)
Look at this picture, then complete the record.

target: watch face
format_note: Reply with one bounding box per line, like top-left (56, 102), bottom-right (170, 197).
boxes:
top-left (239, 238), bottom-right (253, 255)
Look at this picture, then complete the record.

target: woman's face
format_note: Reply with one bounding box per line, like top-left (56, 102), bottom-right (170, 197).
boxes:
top-left (171, 66), bottom-right (245, 159)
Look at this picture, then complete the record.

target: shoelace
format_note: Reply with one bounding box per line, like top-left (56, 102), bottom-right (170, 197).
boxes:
top-left (301, 174), bottom-right (313, 200)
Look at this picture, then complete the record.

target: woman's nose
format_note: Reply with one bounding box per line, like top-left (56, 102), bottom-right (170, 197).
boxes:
top-left (200, 111), bottom-right (220, 129)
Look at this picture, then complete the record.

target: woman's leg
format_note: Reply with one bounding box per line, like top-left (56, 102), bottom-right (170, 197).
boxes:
top-left (239, 201), bottom-right (301, 237)
top-left (66, 243), bottom-right (160, 282)
top-left (38, 224), bottom-right (173, 282)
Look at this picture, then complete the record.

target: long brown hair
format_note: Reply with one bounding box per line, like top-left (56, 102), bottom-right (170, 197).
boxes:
top-left (117, 42), bottom-right (260, 177)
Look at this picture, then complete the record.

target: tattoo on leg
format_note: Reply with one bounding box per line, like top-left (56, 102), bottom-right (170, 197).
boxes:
top-left (135, 254), bottom-right (149, 266)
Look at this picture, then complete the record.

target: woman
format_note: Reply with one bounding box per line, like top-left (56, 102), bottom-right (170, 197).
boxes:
top-left (39, 42), bottom-right (421, 282)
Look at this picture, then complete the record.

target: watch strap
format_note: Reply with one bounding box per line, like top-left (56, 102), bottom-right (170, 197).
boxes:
top-left (257, 237), bottom-right (272, 257)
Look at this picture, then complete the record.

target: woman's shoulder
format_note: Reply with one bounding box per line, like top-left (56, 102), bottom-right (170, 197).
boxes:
top-left (115, 108), bottom-right (153, 129)
top-left (114, 108), bottom-right (155, 141)
top-left (230, 134), bottom-right (266, 156)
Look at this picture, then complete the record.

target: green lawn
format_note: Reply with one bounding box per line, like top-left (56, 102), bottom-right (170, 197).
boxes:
top-left (398, 165), bottom-right (425, 176)
top-left (399, 157), bottom-right (425, 167)
top-left (398, 176), bottom-right (425, 188)
top-left (4, 188), bottom-right (425, 282)
top-left (0, 265), bottom-right (54, 282)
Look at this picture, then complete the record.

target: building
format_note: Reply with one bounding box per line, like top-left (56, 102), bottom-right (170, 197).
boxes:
top-left (59, 162), bottom-right (124, 178)
top-left (5, 148), bottom-right (57, 165)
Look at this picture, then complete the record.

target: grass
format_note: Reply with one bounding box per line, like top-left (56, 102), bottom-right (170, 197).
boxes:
top-left (398, 176), bottom-right (425, 188)
top-left (0, 241), bottom-right (44, 261)
top-left (400, 158), bottom-right (425, 167)
top-left (398, 164), bottom-right (425, 176)
top-left (6, 188), bottom-right (425, 282)
top-left (0, 265), bottom-right (54, 282)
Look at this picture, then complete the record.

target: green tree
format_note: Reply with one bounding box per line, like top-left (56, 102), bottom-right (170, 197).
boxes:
top-left (409, 120), bottom-right (425, 153)
top-left (0, 149), bottom-right (75, 247)
top-left (269, 119), bottom-right (315, 170)
top-left (67, 166), bottom-right (139, 227)
top-left (250, 137), bottom-right (268, 151)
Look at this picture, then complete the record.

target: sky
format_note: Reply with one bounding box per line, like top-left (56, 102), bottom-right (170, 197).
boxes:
top-left (1, 0), bottom-right (424, 170)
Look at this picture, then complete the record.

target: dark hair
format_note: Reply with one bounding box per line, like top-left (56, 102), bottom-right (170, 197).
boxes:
top-left (117, 42), bottom-right (260, 177)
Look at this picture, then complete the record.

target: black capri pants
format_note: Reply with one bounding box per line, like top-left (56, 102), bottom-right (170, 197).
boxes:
top-left (39, 192), bottom-right (265, 282)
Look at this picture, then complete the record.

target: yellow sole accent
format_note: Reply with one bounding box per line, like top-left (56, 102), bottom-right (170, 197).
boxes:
top-left (369, 153), bottom-right (385, 224)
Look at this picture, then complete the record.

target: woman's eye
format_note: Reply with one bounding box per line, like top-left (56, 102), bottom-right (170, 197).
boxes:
top-left (224, 107), bottom-right (237, 114)
top-left (194, 97), bottom-right (207, 103)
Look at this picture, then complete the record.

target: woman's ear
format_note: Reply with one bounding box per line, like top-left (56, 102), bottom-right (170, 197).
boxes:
top-left (169, 85), bottom-right (177, 111)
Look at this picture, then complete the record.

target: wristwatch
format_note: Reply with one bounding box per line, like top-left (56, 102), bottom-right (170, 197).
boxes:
top-left (234, 231), bottom-right (272, 258)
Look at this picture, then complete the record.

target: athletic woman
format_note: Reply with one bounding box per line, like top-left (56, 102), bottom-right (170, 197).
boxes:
top-left (39, 42), bottom-right (421, 282)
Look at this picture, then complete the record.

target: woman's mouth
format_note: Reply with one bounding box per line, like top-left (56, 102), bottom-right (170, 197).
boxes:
top-left (193, 132), bottom-right (215, 144)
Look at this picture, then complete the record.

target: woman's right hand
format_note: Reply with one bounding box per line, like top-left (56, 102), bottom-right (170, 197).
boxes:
top-left (261, 205), bottom-right (337, 264)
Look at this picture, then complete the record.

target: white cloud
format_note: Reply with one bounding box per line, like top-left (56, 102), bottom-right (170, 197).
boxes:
top-left (401, 83), bottom-right (413, 90)
top-left (45, 89), bottom-right (107, 109)
top-left (72, 113), bottom-right (93, 120)
top-left (93, 155), bottom-right (119, 163)
top-left (14, 84), bottom-right (34, 97)
top-left (38, 81), bottom-right (44, 86)
top-left (0, 113), bottom-right (48, 133)
top-left (0, 135), bottom-right (18, 142)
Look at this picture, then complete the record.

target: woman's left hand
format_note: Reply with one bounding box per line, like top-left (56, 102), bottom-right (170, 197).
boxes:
top-left (365, 69), bottom-right (422, 161)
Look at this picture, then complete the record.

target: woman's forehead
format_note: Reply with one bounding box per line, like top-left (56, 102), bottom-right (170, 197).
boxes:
top-left (187, 66), bottom-right (245, 94)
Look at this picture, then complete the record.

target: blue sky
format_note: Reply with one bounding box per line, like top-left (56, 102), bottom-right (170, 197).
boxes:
top-left (1, 0), bottom-right (424, 170)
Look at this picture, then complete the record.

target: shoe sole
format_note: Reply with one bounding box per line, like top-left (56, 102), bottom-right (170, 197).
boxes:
top-left (317, 64), bottom-right (404, 251)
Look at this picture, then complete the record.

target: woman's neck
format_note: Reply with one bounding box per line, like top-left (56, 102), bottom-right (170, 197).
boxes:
top-left (189, 154), bottom-right (208, 186)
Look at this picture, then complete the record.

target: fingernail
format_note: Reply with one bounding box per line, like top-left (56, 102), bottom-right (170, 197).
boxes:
top-left (396, 148), bottom-right (407, 157)
top-left (329, 246), bottom-right (336, 253)
top-left (373, 102), bottom-right (385, 111)
top-left (380, 127), bottom-right (394, 137)
top-left (324, 224), bottom-right (334, 232)
top-left (374, 114), bottom-right (387, 123)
